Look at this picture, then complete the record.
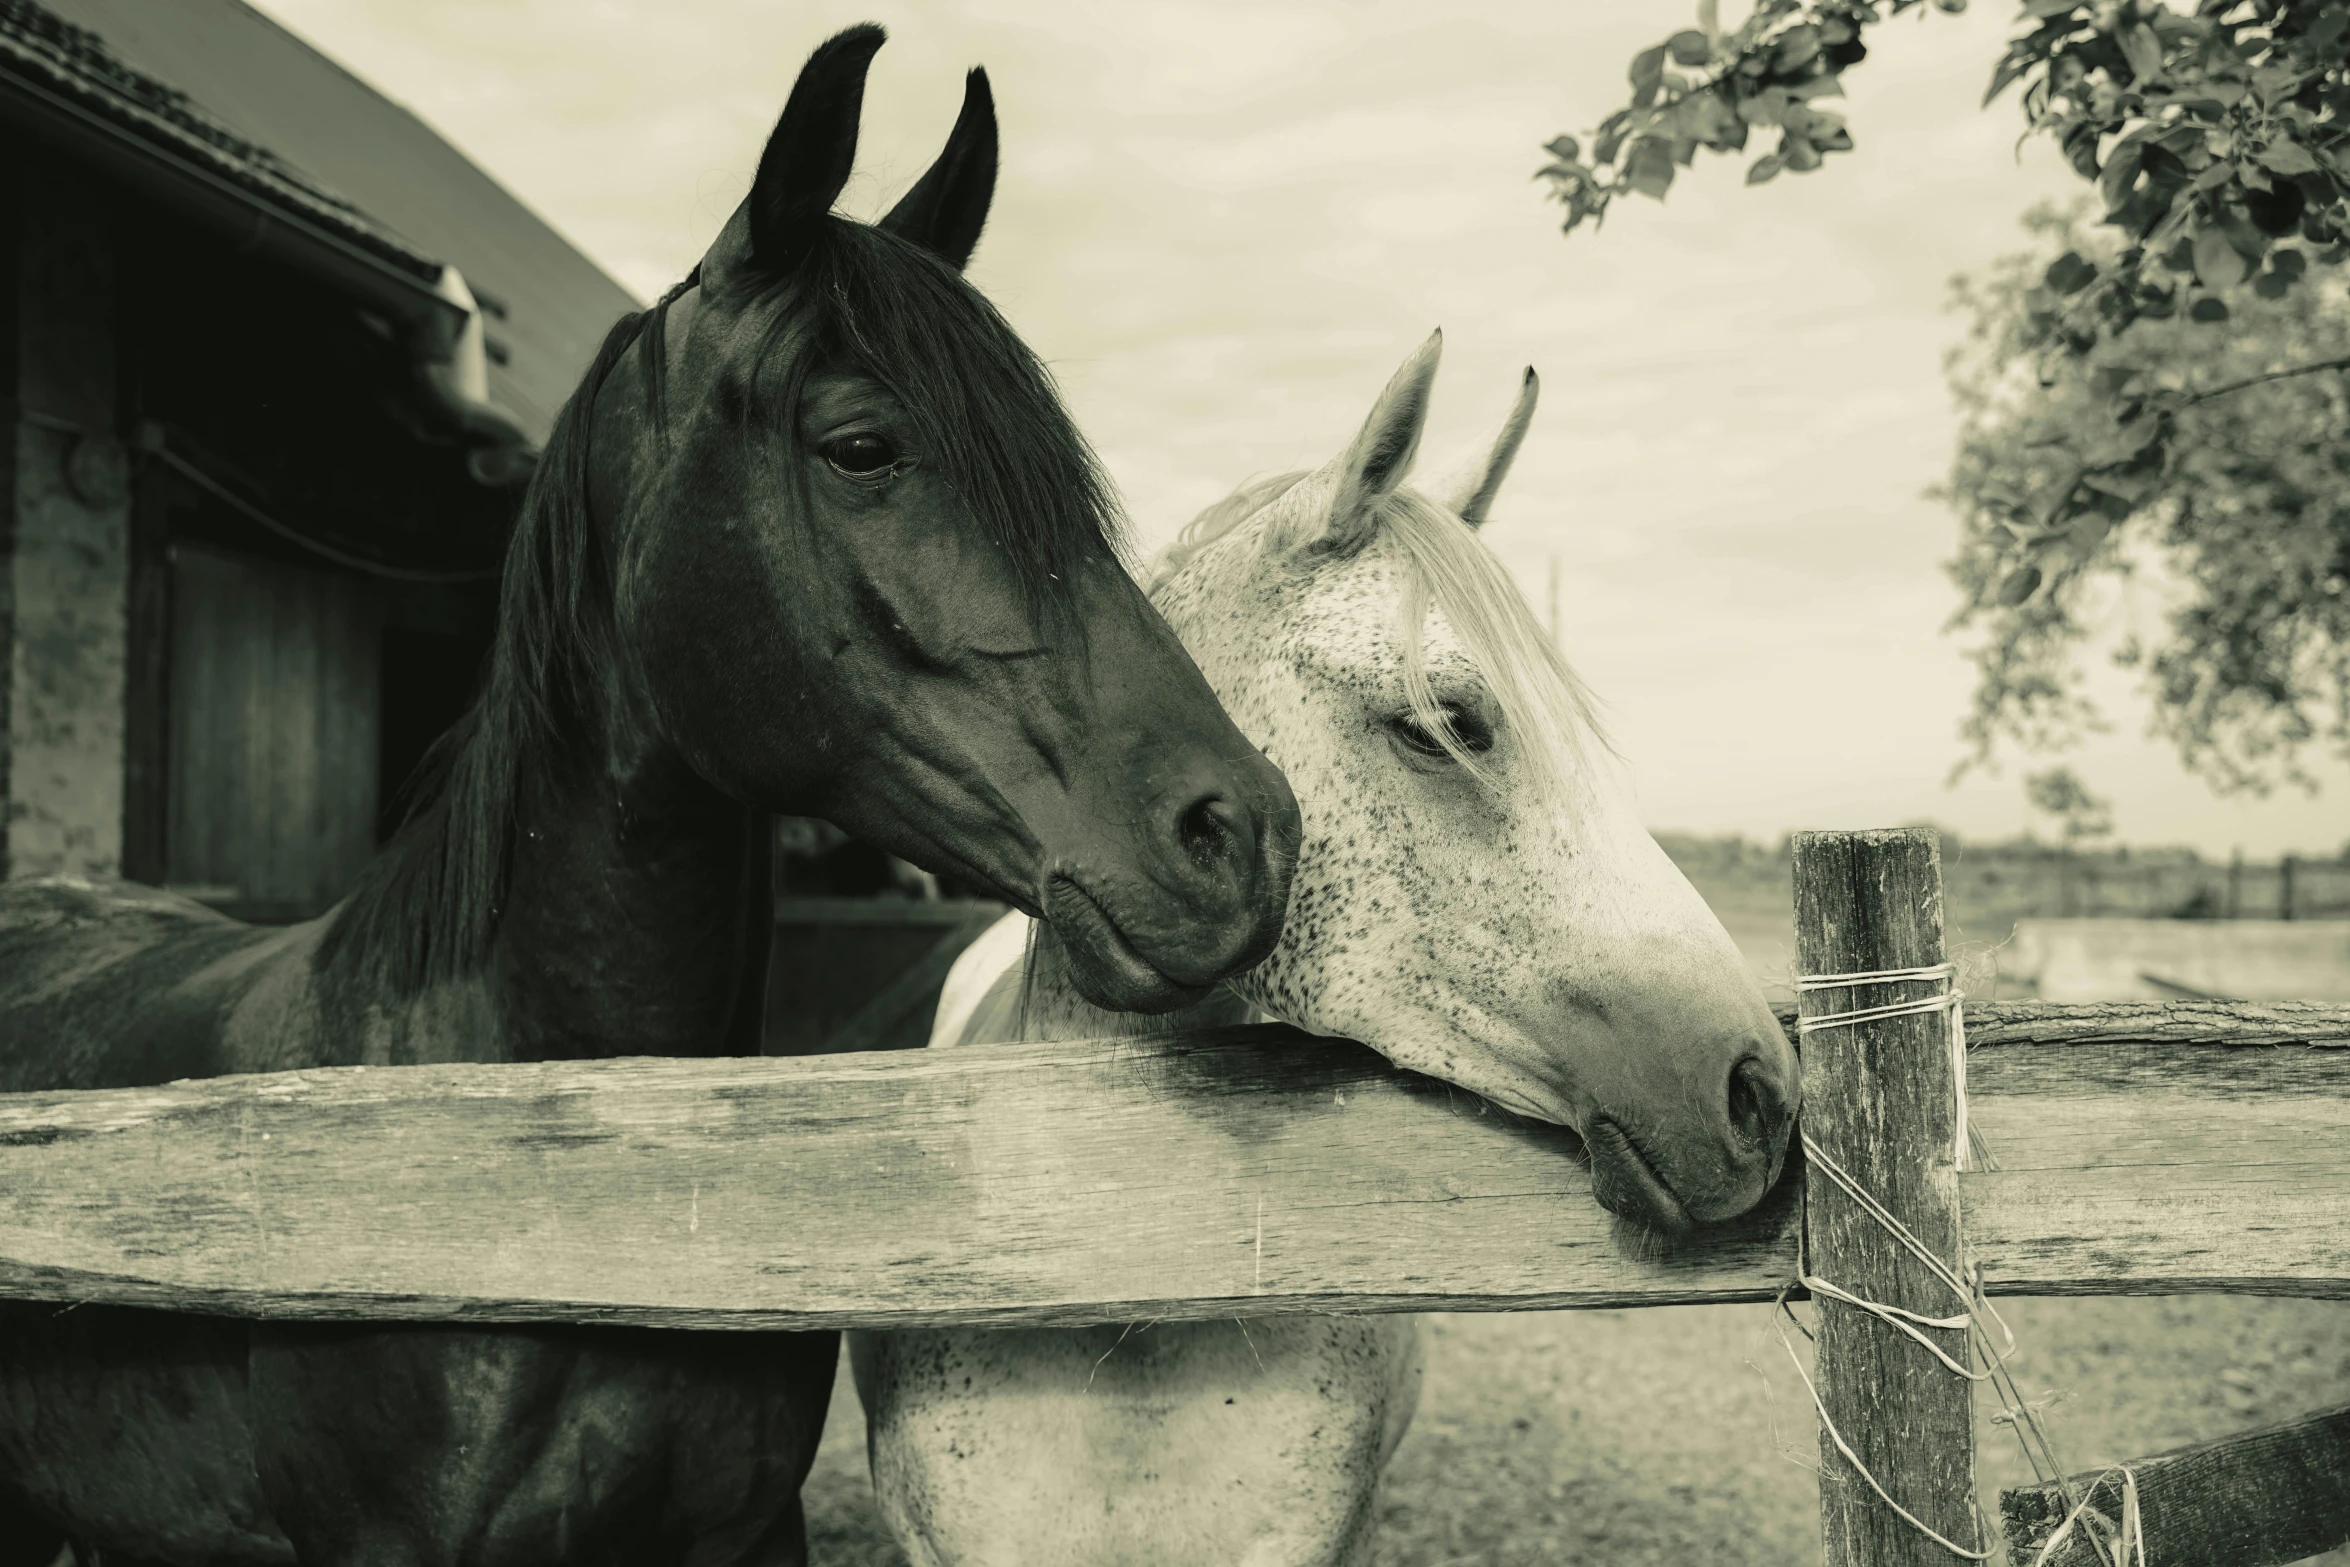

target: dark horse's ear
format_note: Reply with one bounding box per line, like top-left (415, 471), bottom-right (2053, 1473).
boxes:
top-left (878, 68), bottom-right (998, 270)
top-left (747, 23), bottom-right (886, 274)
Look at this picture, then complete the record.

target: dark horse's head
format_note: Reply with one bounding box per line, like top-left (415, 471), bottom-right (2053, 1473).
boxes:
top-left (540, 26), bottom-right (1295, 1012)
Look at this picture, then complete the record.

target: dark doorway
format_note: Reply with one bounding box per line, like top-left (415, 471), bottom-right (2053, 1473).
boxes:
top-left (377, 622), bottom-right (491, 843)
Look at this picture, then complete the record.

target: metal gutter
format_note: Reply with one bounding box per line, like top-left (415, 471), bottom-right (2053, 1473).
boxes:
top-left (0, 61), bottom-right (538, 479)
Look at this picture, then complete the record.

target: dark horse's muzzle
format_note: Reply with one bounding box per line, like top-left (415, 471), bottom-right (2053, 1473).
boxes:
top-left (1041, 740), bottom-right (1300, 1013)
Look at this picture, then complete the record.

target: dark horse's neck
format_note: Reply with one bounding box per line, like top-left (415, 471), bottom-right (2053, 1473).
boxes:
top-left (312, 711), bottom-right (773, 1072)
top-left (488, 744), bottom-right (771, 1063)
top-left (314, 298), bottom-right (773, 1066)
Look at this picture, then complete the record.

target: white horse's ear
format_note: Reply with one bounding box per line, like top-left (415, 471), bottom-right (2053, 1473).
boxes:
top-left (1445, 367), bottom-right (1538, 530)
top-left (1280, 330), bottom-right (1441, 558)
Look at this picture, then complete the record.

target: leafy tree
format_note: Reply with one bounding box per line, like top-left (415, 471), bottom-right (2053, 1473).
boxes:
top-left (1545, 2), bottom-right (2350, 790)
top-left (1546, 1), bottom-right (2350, 363)
top-left (1943, 204), bottom-right (2350, 790)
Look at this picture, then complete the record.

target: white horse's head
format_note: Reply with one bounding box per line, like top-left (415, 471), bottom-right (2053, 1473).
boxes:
top-left (1147, 332), bottom-right (1797, 1232)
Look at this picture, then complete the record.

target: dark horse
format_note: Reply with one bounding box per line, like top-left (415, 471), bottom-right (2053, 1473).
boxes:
top-left (0, 27), bottom-right (1298, 1567)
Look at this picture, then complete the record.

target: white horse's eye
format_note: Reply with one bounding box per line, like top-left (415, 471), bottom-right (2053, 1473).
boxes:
top-left (1388, 703), bottom-right (1493, 760)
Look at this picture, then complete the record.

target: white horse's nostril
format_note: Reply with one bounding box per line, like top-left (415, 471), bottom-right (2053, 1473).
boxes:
top-left (1728, 1054), bottom-right (1792, 1153)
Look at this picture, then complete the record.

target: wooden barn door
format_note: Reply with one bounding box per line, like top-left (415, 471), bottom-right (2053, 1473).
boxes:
top-left (165, 547), bottom-right (384, 921)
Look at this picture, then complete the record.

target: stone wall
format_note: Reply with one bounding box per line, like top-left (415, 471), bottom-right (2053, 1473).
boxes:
top-left (3, 165), bottom-right (128, 881)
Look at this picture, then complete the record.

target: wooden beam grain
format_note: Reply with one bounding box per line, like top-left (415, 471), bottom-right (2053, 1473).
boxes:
top-left (2000, 1400), bottom-right (2350, 1567)
top-left (1777, 999), bottom-right (2350, 1298)
top-left (1793, 828), bottom-right (1984, 1567)
top-left (0, 1004), bottom-right (2341, 1329)
top-left (1777, 999), bottom-right (2350, 1049)
top-left (0, 1026), bottom-right (1799, 1331)
top-left (1961, 1032), bottom-right (2350, 1298)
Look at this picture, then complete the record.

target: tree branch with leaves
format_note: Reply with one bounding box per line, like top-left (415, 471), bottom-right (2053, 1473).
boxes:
top-left (1549, 2), bottom-right (2350, 789)
top-left (1944, 205), bottom-right (2350, 791)
top-left (1548, 0), bottom-right (2350, 344)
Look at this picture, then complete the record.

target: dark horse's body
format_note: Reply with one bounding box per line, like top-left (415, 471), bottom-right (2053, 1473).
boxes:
top-left (0, 28), bottom-right (1298, 1566)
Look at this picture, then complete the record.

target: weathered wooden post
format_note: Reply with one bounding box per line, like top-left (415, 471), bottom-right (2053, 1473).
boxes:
top-left (1793, 828), bottom-right (1981, 1566)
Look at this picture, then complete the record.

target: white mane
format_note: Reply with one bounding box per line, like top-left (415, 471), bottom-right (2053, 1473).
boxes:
top-left (1149, 472), bottom-right (1610, 813)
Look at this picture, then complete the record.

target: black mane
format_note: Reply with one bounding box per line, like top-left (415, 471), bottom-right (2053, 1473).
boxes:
top-left (314, 291), bottom-right (658, 997)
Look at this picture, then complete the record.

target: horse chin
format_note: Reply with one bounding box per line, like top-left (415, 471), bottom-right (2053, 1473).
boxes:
top-left (1063, 960), bottom-right (1211, 1015)
top-left (1441, 1079), bottom-right (1703, 1248)
top-left (1606, 1210), bottom-right (1698, 1261)
top-left (1582, 1117), bottom-right (1696, 1239)
top-left (1042, 876), bottom-right (1213, 1015)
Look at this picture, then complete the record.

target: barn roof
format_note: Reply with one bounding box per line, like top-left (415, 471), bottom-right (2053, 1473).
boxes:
top-left (0, 0), bottom-right (638, 445)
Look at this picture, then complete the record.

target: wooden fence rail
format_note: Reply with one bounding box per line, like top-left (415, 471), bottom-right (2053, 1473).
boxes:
top-left (2002, 1399), bottom-right (2350, 1567)
top-left (0, 1004), bottom-right (2341, 1331)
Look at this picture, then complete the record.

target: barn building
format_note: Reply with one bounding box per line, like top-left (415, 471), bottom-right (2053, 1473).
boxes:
top-left (1, 0), bottom-right (1002, 1049)
top-left (0, 0), bottom-right (634, 919)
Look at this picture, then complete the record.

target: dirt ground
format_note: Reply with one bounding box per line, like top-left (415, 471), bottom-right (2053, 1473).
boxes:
top-left (803, 1299), bottom-right (2350, 1567)
top-left (800, 848), bottom-right (2350, 1565)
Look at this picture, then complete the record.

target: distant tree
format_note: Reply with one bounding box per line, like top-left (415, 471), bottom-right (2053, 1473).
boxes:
top-left (2024, 763), bottom-right (2116, 843)
top-left (1943, 203), bottom-right (2350, 791)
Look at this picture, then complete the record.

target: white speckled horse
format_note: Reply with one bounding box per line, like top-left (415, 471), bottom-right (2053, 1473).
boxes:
top-left (848, 333), bottom-right (1798, 1567)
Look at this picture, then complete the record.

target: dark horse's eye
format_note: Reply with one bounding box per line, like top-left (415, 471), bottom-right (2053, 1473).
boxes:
top-left (822, 433), bottom-right (903, 479)
top-left (1390, 703), bottom-right (1494, 761)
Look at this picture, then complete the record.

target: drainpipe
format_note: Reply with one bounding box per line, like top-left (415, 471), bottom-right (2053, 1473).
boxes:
top-left (420, 262), bottom-right (537, 486)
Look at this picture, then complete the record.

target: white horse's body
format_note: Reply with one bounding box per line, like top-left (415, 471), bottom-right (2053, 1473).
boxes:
top-left (849, 335), bottom-right (1795, 1567)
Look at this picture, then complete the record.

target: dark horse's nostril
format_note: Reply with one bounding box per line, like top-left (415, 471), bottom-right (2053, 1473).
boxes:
top-left (1175, 792), bottom-right (1246, 870)
top-left (1728, 1055), bottom-right (1789, 1151)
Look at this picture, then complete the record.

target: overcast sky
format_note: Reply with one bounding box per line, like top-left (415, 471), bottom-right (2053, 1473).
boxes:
top-left (251, 0), bottom-right (2350, 856)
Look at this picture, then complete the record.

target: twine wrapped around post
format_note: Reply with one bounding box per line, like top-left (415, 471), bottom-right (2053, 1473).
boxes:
top-left (1793, 829), bottom-right (1983, 1566)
